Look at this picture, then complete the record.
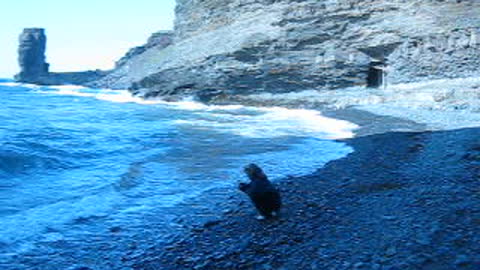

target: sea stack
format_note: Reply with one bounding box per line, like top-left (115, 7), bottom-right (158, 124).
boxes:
top-left (15, 28), bottom-right (49, 83)
top-left (13, 28), bottom-right (108, 86)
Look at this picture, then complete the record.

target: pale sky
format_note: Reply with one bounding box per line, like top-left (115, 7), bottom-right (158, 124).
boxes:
top-left (0, 0), bottom-right (176, 78)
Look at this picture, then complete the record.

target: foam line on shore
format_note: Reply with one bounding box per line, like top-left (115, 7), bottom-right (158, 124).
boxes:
top-left (35, 85), bottom-right (359, 139)
top-left (0, 82), bottom-right (41, 88)
top-left (36, 86), bottom-right (165, 105)
top-left (174, 107), bottom-right (358, 139)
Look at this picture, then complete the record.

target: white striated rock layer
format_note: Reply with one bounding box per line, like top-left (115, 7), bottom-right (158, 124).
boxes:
top-left (91, 0), bottom-right (480, 100)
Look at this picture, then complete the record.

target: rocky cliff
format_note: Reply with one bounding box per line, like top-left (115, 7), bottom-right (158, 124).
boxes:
top-left (15, 28), bottom-right (107, 85)
top-left (91, 0), bottom-right (480, 100)
top-left (115, 31), bottom-right (173, 68)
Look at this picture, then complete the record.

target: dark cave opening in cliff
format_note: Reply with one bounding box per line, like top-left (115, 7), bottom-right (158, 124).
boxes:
top-left (367, 61), bottom-right (385, 88)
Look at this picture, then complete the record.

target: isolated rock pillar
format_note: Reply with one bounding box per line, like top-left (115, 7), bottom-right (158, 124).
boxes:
top-left (15, 28), bottom-right (49, 82)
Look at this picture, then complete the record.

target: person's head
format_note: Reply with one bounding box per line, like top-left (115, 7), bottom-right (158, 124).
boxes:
top-left (244, 163), bottom-right (268, 181)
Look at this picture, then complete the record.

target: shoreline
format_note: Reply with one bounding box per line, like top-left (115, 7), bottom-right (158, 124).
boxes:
top-left (4, 81), bottom-right (480, 269)
top-left (125, 108), bottom-right (480, 270)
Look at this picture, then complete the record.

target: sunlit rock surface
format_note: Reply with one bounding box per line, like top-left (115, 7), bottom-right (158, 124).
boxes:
top-left (92, 0), bottom-right (480, 98)
top-left (115, 31), bottom-right (173, 68)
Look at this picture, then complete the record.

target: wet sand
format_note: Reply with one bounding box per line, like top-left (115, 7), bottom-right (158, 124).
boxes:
top-left (125, 109), bottom-right (480, 270)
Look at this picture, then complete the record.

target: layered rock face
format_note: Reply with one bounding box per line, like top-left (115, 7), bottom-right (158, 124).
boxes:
top-left (15, 28), bottom-right (107, 85)
top-left (15, 28), bottom-right (49, 83)
top-left (115, 31), bottom-right (173, 68)
top-left (94, 0), bottom-right (480, 98)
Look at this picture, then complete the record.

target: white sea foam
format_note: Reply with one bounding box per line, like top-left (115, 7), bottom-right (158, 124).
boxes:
top-left (0, 191), bottom-right (120, 246)
top-left (55, 89), bottom-right (94, 97)
top-left (174, 107), bottom-right (358, 139)
top-left (167, 99), bottom-right (245, 111)
top-left (0, 82), bottom-right (41, 88)
top-left (94, 90), bottom-right (164, 105)
top-left (35, 85), bottom-right (358, 139)
top-left (45, 85), bottom-right (88, 91)
top-left (1, 81), bottom-right (359, 259)
top-left (37, 86), bottom-right (165, 105)
top-left (258, 107), bottom-right (358, 139)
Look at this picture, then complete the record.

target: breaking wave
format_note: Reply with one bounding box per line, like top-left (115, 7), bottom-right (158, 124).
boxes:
top-left (0, 82), bottom-right (357, 267)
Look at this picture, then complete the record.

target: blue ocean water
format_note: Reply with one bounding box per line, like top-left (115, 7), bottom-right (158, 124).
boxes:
top-left (0, 81), bottom-right (356, 269)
